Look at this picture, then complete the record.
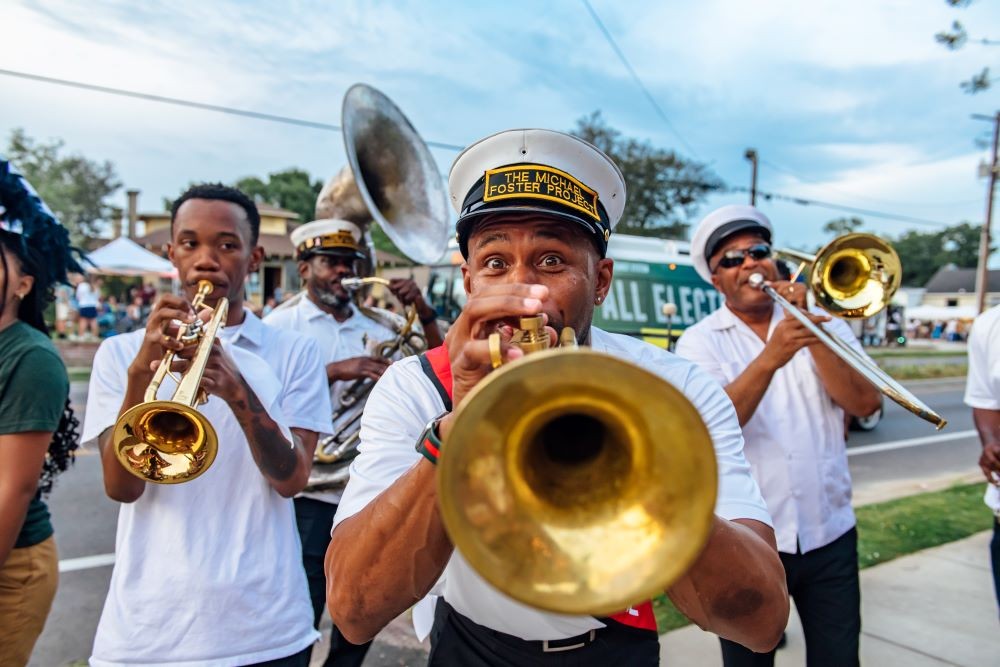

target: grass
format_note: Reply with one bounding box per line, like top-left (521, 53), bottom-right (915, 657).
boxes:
top-left (882, 363), bottom-right (967, 380)
top-left (867, 349), bottom-right (966, 359)
top-left (653, 482), bottom-right (994, 633)
top-left (67, 367), bottom-right (92, 383)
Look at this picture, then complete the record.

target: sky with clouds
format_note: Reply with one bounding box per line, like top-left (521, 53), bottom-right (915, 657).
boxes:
top-left (1, 0), bottom-right (998, 256)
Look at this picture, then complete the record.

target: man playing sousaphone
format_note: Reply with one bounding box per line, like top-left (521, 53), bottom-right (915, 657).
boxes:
top-left (325, 129), bottom-right (789, 665)
top-left (265, 217), bottom-right (442, 666)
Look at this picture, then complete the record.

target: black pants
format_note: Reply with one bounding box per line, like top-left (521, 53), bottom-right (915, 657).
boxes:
top-left (245, 646), bottom-right (311, 666)
top-left (720, 527), bottom-right (860, 667)
top-left (428, 598), bottom-right (659, 666)
top-left (992, 517), bottom-right (1000, 617)
top-left (294, 497), bottom-right (372, 667)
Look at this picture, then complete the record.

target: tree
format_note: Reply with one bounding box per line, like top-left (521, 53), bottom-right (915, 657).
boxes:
top-left (822, 216), bottom-right (864, 237)
top-left (893, 222), bottom-right (986, 286)
top-left (935, 0), bottom-right (997, 94)
top-left (5, 128), bottom-right (121, 243)
top-left (234, 168), bottom-right (323, 223)
top-left (570, 112), bottom-right (722, 239)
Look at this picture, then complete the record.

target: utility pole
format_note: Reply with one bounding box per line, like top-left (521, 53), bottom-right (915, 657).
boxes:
top-left (973, 112), bottom-right (1000, 314)
top-left (744, 148), bottom-right (758, 206)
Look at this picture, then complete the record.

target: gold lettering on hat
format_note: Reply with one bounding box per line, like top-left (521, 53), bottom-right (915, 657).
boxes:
top-left (482, 165), bottom-right (600, 222)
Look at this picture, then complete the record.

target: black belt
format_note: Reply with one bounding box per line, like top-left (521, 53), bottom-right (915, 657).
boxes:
top-left (434, 599), bottom-right (657, 655)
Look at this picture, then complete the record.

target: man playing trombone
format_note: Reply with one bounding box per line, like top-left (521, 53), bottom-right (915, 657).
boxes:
top-left (264, 217), bottom-right (442, 666)
top-left (83, 184), bottom-right (330, 666)
top-left (677, 204), bottom-right (882, 667)
top-left (325, 130), bottom-right (789, 665)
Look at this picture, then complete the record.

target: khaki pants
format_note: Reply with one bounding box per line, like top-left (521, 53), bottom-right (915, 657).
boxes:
top-left (0, 536), bottom-right (58, 667)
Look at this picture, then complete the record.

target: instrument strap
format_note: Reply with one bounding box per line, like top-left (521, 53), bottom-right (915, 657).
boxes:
top-left (418, 344), bottom-right (453, 410)
top-left (418, 343), bottom-right (656, 631)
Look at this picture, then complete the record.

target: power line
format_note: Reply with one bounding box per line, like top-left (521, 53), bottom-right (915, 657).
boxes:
top-left (759, 158), bottom-right (982, 208)
top-left (580, 0), bottom-right (698, 157)
top-left (729, 186), bottom-right (954, 228)
top-left (0, 68), bottom-right (467, 152)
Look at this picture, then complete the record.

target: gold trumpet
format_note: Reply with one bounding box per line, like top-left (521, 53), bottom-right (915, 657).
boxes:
top-left (755, 233), bottom-right (946, 429)
top-left (438, 316), bottom-right (718, 615)
top-left (112, 280), bottom-right (228, 483)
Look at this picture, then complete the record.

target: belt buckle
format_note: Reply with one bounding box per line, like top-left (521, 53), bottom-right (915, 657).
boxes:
top-left (542, 629), bottom-right (595, 653)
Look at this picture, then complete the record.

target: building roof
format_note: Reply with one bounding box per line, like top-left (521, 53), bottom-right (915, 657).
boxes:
top-left (924, 266), bottom-right (1000, 293)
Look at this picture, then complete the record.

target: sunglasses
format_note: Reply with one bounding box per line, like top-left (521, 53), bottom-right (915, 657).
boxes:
top-left (712, 243), bottom-right (772, 271)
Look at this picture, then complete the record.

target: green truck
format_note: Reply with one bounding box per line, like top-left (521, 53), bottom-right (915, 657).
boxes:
top-left (425, 234), bottom-right (719, 347)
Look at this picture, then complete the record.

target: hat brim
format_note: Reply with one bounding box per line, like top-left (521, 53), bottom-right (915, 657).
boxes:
top-left (704, 220), bottom-right (772, 263)
top-left (456, 205), bottom-right (605, 258)
top-left (299, 246), bottom-right (367, 261)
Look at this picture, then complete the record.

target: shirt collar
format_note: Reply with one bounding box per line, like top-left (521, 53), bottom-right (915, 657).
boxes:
top-left (299, 293), bottom-right (358, 324)
top-left (228, 307), bottom-right (264, 347)
top-left (709, 302), bottom-right (783, 332)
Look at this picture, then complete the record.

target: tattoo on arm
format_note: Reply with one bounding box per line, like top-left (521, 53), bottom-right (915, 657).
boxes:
top-left (232, 378), bottom-right (297, 482)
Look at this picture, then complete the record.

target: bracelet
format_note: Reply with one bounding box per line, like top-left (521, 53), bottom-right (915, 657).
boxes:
top-left (416, 414), bottom-right (447, 464)
top-left (419, 308), bottom-right (438, 326)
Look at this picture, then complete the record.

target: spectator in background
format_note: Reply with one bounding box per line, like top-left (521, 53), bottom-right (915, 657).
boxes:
top-left (75, 275), bottom-right (99, 341)
top-left (262, 296), bottom-right (277, 317)
top-left (963, 304), bottom-right (1000, 618)
top-left (123, 295), bottom-right (143, 332)
top-left (0, 158), bottom-right (81, 666)
top-left (53, 283), bottom-right (72, 339)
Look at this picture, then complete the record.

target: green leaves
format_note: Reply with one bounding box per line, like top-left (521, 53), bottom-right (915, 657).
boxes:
top-left (571, 112), bottom-right (723, 239)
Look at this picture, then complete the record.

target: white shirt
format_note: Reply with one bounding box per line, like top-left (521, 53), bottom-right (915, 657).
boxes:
top-left (676, 303), bottom-right (866, 554)
top-left (265, 294), bottom-right (397, 503)
top-left (963, 304), bottom-right (1000, 513)
top-left (332, 327), bottom-right (771, 641)
top-left (83, 311), bottom-right (328, 667)
top-left (76, 281), bottom-right (98, 308)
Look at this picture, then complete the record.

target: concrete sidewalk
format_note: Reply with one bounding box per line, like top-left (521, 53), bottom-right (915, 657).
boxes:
top-left (660, 531), bottom-right (998, 666)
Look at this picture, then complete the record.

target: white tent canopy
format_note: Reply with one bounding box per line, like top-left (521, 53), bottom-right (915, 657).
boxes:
top-left (84, 237), bottom-right (176, 277)
top-left (905, 304), bottom-right (978, 321)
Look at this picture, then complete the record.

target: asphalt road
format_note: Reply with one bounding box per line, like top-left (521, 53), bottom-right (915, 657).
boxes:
top-left (28, 378), bottom-right (983, 667)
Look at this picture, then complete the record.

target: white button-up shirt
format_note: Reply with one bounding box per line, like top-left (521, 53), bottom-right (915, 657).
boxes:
top-left (676, 303), bottom-right (864, 554)
top-left (964, 304), bottom-right (1000, 512)
top-left (333, 327), bottom-right (771, 641)
top-left (265, 294), bottom-right (398, 503)
top-left (83, 309), bottom-right (329, 667)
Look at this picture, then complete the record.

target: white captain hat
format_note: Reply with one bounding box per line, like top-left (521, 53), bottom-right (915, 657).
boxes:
top-left (290, 218), bottom-right (366, 260)
top-left (448, 129), bottom-right (627, 258)
top-left (690, 204), bottom-right (773, 283)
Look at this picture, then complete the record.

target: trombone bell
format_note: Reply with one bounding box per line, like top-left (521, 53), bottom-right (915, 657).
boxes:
top-left (801, 233), bottom-right (901, 319)
top-left (438, 343), bottom-right (718, 616)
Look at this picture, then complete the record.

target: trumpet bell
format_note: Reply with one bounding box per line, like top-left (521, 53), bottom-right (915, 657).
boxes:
top-left (114, 400), bottom-right (219, 484)
top-left (438, 348), bottom-right (718, 616)
top-left (809, 233), bottom-right (901, 319)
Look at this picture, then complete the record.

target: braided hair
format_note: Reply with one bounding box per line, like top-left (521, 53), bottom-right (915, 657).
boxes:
top-left (0, 159), bottom-right (84, 496)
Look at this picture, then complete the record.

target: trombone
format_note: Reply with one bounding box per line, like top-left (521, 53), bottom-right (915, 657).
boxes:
top-left (755, 233), bottom-right (946, 429)
top-left (112, 280), bottom-right (228, 483)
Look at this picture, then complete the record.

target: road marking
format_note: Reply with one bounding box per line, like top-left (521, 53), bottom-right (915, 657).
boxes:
top-left (847, 430), bottom-right (978, 457)
top-left (59, 553), bottom-right (115, 572)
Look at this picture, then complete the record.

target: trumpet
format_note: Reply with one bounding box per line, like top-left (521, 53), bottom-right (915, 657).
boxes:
top-left (756, 233), bottom-right (946, 429)
top-left (112, 280), bottom-right (228, 483)
top-left (437, 316), bottom-right (718, 615)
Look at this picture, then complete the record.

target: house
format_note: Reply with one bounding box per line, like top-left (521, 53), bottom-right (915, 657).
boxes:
top-left (921, 265), bottom-right (1000, 312)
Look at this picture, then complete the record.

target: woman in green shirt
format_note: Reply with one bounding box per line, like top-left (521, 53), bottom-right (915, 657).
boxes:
top-left (0, 159), bottom-right (82, 666)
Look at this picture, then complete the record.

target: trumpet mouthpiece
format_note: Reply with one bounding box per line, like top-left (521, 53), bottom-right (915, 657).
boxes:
top-left (341, 278), bottom-right (364, 290)
top-left (748, 273), bottom-right (765, 290)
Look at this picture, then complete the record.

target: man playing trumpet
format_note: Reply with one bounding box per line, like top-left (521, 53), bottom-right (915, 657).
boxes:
top-left (83, 184), bottom-right (330, 667)
top-left (325, 129), bottom-right (789, 665)
top-left (678, 205), bottom-right (881, 667)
